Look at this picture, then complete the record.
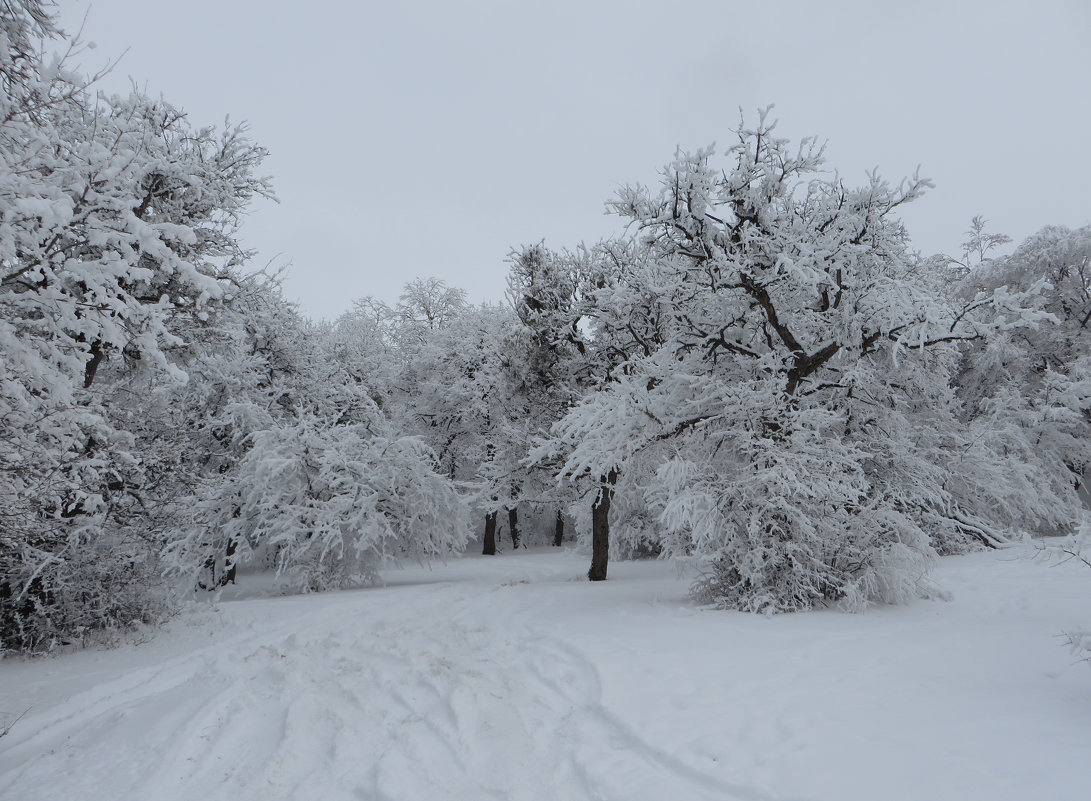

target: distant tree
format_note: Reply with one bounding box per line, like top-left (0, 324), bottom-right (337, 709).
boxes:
top-left (173, 414), bottom-right (472, 593)
top-left (958, 216), bottom-right (1013, 270)
top-left (156, 268), bottom-right (480, 595)
top-left (155, 274), bottom-right (359, 590)
top-left (324, 296), bottom-right (399, 409)
top-left (395, 277), bottom-right (469, 343)
top-left (507, 242), bottom-right (632, 573)
top-left (954, 224), bottom-right (1091, 536)
top-left (328, 281), bottom-right (532, 555)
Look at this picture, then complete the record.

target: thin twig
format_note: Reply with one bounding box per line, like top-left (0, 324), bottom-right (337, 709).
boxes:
top-left (0, 708), bottom-right (31, 739)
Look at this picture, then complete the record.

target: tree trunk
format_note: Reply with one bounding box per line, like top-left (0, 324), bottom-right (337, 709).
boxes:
top-left (482, 511), bottom-right (497, 555)
top-left (553, 510), bottom-right (564, 547)
top-left (196, 538), bottom-right (239, 590)
top-left (588, 468), bottom-right (617, 581)
top-left (83, 340), bottom-right (104, 388)
top-left (508, 506), bottom-right (520, 549)
top-left (222, 538), bottom-right (238, 585)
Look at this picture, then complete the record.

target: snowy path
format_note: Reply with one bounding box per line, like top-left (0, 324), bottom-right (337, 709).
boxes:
top-left (1, 547), bottom-right (1089, 801)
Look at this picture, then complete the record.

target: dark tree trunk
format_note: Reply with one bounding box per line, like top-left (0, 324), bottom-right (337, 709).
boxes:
top-left (508, 506), bottom-right (520, 549)
top-left (553, 510), bottom-right (564, 547)
top-left (482, 511), bottom-right (497, 555)
top-left (222, 538), bottom-right (238, 585)
top-left (588, 468), bottom-right (617, 581)
top-left (83, 340), bottom-right (104, 388)
top-left (197, 538), bottom-right (239, 590)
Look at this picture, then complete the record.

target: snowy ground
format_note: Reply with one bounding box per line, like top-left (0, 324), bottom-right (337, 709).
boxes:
top-left (1, 545), bottom-right (1089, 801)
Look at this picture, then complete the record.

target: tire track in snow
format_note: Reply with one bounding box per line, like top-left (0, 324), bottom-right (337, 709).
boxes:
top-left (1, 578), bottom-right (817, 801)
top-left (519, 635), bottom-right (818, 801)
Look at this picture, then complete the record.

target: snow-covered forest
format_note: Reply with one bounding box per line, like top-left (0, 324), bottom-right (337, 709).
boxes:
top-left (2, 2), bottom-right (1090, 798)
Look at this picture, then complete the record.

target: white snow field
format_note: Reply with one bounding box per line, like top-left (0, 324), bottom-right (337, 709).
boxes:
top-left (1, 545), bottom-right (1089, 801)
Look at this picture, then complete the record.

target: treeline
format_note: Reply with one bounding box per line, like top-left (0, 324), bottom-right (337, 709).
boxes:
top-left (2, 2), bottom-right (1089, 652)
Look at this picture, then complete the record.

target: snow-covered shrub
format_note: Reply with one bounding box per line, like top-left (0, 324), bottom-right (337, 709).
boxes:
top-left (173, 415), bottom-right (472, 593)
top-left (664, 408), bottom-right (934, 613)
top-left (0, 524), bottom-right (168, 653)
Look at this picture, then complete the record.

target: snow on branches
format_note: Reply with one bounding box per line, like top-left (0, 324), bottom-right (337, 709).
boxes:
top-left (538, 111), bottom-right (1052, 610)
top-left (1, 5), bottom-right (474, 651)
top-left (0, 1), bottom-right (276, 650)
top-left (174, 416), bottom-right (472, 594)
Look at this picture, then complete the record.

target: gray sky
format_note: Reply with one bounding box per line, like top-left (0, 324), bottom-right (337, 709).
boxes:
top-left (61, 0), bottom-right (1091, 320)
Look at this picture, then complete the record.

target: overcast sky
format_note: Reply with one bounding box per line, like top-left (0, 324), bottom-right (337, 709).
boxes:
top-left (60, 1), bottom-right (1090, 320)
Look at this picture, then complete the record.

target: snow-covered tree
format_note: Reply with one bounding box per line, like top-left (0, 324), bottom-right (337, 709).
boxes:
top-left (505, 242), bottom-right (635, 567)
top-left (957, 216), bottom-right (1013, 271)
top-left (954, 225), bottom-right (1091, 535)
top-left (323, 296), bottom-right (400, 411)
top-left (953, 223), bottom-right (1091, 665)
top-left (173, 413), bottom-right (472, 593)
top-left (537, 110), bottom-right (1048, 609)
top-left (393, 276), bottom-right (469, 346)
top-left (336, 271), bottom-right (582, 556)
top-left (155, 268), bottom-right (480, 596)
top-left (0, 2), bottom-right (272, 650)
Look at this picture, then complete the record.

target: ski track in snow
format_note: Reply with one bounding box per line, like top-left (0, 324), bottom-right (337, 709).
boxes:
top-left (0, 559), bottom-right (794, 801)
top-left (2, 547), bottom-right (1089, 801)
